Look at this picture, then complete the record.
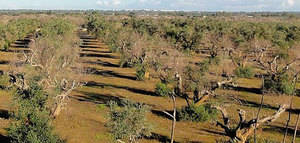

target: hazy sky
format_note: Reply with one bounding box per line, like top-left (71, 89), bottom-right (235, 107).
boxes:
top-left (0, 0), bottom-right (299, 11)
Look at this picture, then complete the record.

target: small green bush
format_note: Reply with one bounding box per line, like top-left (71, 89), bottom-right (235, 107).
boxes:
top-left (264, 73), bottom-right (295, 95)
top-left (119, 56), bottom-right (127, 68)
top-left (277, 50), bottom-right (289, 60)
top-left (155, 82), bottom-right (171, 96)
top-left (3, 41), bottom-right (10, 51)
top-left (96, 104), bottom-right (107, 112)
top-left (119, 55), bottom-right (131, 68)
top-left (234, 66), bottom-right (254, 78)
top-left (136, 64), bottom-right (146, 81)
top-left (7, 83), bottom-right (64, 143)
top-left (107, 100), bottom-right (152, 143)
top-left (177, 104), bottom-right (217, 122)
top-left (0, 74), bottom-right (10, 89)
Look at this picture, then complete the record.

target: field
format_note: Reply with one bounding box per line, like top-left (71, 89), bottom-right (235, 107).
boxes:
top-left (0, 12), bottom-right (299, 143)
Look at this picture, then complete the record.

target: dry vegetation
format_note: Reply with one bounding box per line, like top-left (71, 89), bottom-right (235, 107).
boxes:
top-left (0, 11), bottom-right (299, 143)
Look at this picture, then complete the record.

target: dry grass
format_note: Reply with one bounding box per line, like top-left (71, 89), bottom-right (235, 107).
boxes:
top-left (0, 27), bottom-right (299, 143)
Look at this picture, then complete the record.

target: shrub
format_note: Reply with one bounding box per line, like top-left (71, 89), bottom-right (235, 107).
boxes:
top-left (119, 55), bottom-right (128, 68)
top-left (136, 64), bottom-right (146, 81)
top-left (0, 19), bottom-right (39, 51)
top-left (107, 100), bottom-right (152, 143)
top-left (7, 82), bottom-right (64, 143)
top-left (234, 66), bottom-right (254, 78)
top-left (3, 41), bottom-right (10, 51)
top-left (155, 82), bottom-right (171, 96)
top-left (183, 64), bottom-right (207, 92)
top-left (86, 13), bottom-right (110, 38)
top-left (41, 18), bottom-right (74, 38)
top-left (264, 73), bottom-right (295, 95)
top-left (177, 104), bottom-right (217, 122)
top-left (277, 49), bottom-right (289, 60)
top-left (96, 104), bottom-right (106, 112)
top-left (0, 74), bottom-right (10, 89)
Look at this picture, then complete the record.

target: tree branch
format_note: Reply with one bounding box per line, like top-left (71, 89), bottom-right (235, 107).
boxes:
top-left (213, 105), bottom-right (229, 126)
top-left (258, 105), bottom-right (287, 124)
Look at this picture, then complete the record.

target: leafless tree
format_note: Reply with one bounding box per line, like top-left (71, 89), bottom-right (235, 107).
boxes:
top-left (253, 45), bottom-right (299, 78)
top-left (163, 92), bottom-right (176, 143)
top-left (9, 25), bottom-right (84, 118)
top-left (283, 72), bottom-right (299, 143)
top-left (191, 77), bottom-right (237, 107)
top-left (213, 104), bottom-right (287, 143)
top-left (253, 76), bottom-right (265, 143)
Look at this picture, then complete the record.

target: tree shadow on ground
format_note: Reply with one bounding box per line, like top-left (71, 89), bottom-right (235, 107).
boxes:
top-left (80, 45), bottom-right (102, 49)
top-left (0, 134), bottom-right (9, 143)
top-left (238, 98), bottom-right (300, 114)
top-left (85, 67), bottom-right (136, 80)
top-left (228, 85), bottom-right (262, 94)
top-left (80, 39), bottom-right (99, 43)
top-left (263, 124), bottom-right (299, 137)
top-left (86, 81), bottom-right (156, 96)
top-left (81, 49), bottom-right (112, 54)
top-left (15, 39), bottom-right (31, 43)
top-left (80, 53), bottom-right (118, 59)
top-left (80, 42), bottom-right (99, 46)
top-left (83, 60), bottom-right (120, 68)
top-left (72, 90), bottom-right (123, 105)
top-left (200, 128), bottom-right (226, 136)
top-left (80, 36), bottom-right (97, 40)
top-left (145, 132), bottom-right (180, 143)
top-left (0, 60), bottom-right (9, 65)
top-left (6, 49), bottom-right (31, 53)
top-left (10, 45), bottom-right (29, 48)
top-left (0, 109), bottom-right (9, 119)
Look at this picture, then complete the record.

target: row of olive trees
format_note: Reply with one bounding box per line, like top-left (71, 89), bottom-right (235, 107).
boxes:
top-left (5, 17), bottom-right (83, 143)
top-left (86, 13), bottom-right (300, 78)
top-left (85, 13), bottom-right (299, 143)
top-left (0, 18), bottom-right (40, 51)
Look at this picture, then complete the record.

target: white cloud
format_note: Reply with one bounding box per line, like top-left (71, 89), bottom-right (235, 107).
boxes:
top-left (96, 1), bottom-right (103, 5)
top-left (96, 0), bottom-right (122, 6)
top-left (282, 0), bottom-right (295, 7)
top-left (112, 0), bottom-right (121, 5)
top-left (287, 0), bottom-right (295, 6)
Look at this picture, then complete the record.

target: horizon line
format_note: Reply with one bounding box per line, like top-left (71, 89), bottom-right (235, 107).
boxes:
top-left (0, 9), bottom-right (300, 13)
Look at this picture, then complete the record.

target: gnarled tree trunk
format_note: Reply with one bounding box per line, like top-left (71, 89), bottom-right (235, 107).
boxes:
top-left (213, 105), bottom-right (287, 143)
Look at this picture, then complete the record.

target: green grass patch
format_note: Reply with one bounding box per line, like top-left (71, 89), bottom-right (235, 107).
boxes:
top-left (96, 104), bottom-right (107, 112)
top-left (95, 133), bottom-right (113, 142)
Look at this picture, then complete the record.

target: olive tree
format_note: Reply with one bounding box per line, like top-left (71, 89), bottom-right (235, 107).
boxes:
top-left (10, 18), bottom-right (83, 118)
top-left (7, 82), bottom-right (65, 143)
top-left (107, 100), bottom-right (152, 143)
top-left (213, 104), bottom-right (287, 143)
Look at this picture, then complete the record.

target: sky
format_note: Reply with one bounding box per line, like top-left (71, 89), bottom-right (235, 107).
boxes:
top-left (0, 0), bottom-right (299, 11)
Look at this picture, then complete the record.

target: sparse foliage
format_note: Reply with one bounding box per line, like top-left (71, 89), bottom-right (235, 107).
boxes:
top-left (107, 100), bottom-right (152, 143)
top-left (7, 82), bottom-right (64, 143)
top-left (177, 104), bottom-right (217, 122)
top-left (155, 82), bottom-right (172, 97)
top-left (234, 66), bottom-right (254, 78)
